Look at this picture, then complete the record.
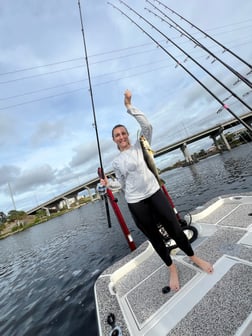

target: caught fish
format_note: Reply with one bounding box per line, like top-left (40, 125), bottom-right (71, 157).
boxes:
top-left (139, 135), bottom-right (165, 187)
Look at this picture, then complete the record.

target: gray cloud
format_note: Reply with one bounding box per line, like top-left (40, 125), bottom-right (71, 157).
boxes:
top-left (31, 119), bottom-right (66, 146)
top-left (69, 142), bottom-right (98, 167)
top-left (13, 164), bottom-right (55, 193)
top-left (0, 165), bottom-right (20, 186)
top-left (0, 0), bottom-right (251, 212)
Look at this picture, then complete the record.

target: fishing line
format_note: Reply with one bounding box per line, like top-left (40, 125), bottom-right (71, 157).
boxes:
top-left (145, 0), bottom-right (252, 89)
top-left (112, 1), bottom-right (252, 118)
top-left (152, 0), bottom-right (252, 70)
top-left (77, 0), bottom-right (112, 228)
top-left (108, 1), bottom-right (252, 135)
top-left (141, 6), bottom-right (252, 111)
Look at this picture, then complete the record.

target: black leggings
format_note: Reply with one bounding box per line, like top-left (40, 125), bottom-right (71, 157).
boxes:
top-left (128, 189), bottom-right (194, 266)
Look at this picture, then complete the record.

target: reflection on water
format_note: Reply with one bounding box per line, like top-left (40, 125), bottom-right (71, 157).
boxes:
top-left (161, 144), bottom-right (252, 213)
top-left (223, 157), bottom-right (246, 178)
top-left (0, 143), bottom-right (251, 336)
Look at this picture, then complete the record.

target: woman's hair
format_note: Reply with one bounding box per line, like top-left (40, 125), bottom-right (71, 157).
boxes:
top-left (111, 124), bottom-right (129, 138)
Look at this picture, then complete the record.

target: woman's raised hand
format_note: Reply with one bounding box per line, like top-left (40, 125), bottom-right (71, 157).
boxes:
top-left (124, 89), bottom-right (132, 108)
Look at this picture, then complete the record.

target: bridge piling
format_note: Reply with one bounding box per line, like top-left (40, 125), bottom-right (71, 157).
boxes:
top-left (180, 142), bottom-right (194, 164)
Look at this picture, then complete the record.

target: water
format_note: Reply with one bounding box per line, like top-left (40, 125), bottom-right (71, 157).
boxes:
top-left (0, 143), bottom-right (251, 336)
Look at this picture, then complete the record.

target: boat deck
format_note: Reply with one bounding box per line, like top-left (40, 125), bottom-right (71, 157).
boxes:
top-left (94, 194), bottom-right (252, 336)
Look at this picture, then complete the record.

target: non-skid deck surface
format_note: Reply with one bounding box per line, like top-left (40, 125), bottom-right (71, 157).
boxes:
top-left (121, 261), bottom-right (196, 326)
top-left (116, 256), bottom-right (251, 336)
top-left (95, 195), bottom-right (252, 336)
top-left (169, 262), bottom-right (252, 336)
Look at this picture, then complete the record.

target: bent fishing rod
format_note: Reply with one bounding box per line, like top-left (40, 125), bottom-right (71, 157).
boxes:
top-left (77, 0), bottom-right (112, 228)
top-left (146, 0), bottom-right (252, 89)
top-left (108, 1), bottom-right (252, 134)
top-left (152, 0), bottom-right (252, 71)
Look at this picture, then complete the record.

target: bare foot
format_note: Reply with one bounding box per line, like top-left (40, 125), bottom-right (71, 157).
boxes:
top-left (190, 255), bottom-right (213, 273)
top-left (168, 263), bottom-right (180, 291)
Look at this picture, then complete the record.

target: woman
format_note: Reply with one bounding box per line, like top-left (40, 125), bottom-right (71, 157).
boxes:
top-left (101, 90), bottom-right (213, 291)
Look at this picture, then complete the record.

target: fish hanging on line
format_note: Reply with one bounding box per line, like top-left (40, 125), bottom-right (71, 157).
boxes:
top-left (139, 135), bottom-right (165, 187)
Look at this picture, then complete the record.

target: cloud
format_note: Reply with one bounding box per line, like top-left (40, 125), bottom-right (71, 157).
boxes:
top-left (0, 115), bottom-right (18, 146)
top-left (31, 120), bottom-right (66, 146)
top-left (0, 0), bottom-right (251, 213)
top-left (12, 164), bottom-right (55, 193)
top-left (69, 142), bottom-right (98, 167)
top-left (0, 165), bottom-right (21, 186)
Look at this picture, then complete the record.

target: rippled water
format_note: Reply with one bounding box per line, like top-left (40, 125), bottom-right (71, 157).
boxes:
top-left (0, 143), bottom-right (251, 336)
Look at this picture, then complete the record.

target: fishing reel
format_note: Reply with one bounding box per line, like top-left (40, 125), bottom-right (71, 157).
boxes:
top-left (97, 167), bottom-right (107, 197)
top-left (97, 182), bottom-right (107, 196)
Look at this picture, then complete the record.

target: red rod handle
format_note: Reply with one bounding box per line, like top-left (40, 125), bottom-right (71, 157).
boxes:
top-left (106, 188), bottom-right (136, 251)
top-left (97, 167), bottom-right (136, 251)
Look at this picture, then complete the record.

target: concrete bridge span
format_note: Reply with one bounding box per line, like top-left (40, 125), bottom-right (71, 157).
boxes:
top-left (155, 111), bottom-right (252, 163)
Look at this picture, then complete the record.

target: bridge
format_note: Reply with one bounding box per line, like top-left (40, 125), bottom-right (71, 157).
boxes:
top-left (27, 111), bottom-right (251, 215)
top-left (155, 111), bottom-right (252, 161)
top-left (26, 174), bottom-right (110, 215)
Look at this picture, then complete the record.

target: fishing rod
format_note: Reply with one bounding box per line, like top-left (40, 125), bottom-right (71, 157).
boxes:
top-left (107, 1), bottom-right (252, 134)
top-left (114, 1), bottom-right (252, 117)
top-left (142, 7), bottom-right (252, 112)
top-left (77, 0), bottom-right (112, 228)
top-left (146, 0), bottom-right (252, 89)
top-left (151, 0), bottom-right (252, 71)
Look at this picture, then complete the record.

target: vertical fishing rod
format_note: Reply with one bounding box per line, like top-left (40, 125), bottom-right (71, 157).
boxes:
top-left (152, 0), bottom-right (252, 70)
top-left (77, 0), bottom-right (112, 227)
top-left (108, 1), bottom-right (252, 134)
top-left (146, 0), bottom-right (252, 89)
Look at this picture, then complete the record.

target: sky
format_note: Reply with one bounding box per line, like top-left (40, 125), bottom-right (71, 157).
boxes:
top-left (0, 0), bottom-right (251, 214)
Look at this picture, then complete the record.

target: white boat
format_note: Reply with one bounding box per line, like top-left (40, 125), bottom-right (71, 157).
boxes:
top-left (94, 193), bottom-right (252, 336)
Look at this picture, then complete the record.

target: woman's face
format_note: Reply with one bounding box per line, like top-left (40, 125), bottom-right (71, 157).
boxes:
top-left (112, 126), bottom-right (130, 151)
